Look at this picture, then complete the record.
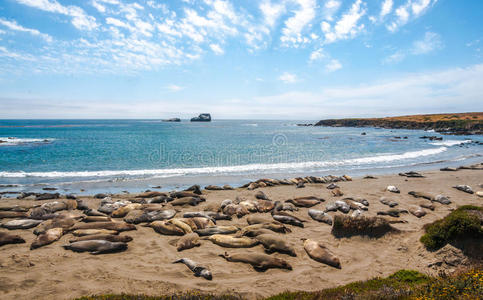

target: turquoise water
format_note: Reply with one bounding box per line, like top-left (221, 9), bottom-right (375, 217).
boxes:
top-left (0, 119), bottom-right (481, 193)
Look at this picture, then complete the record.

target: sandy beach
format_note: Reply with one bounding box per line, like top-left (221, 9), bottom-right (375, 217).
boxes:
top-left (0, 168), bottom-right (481, 300)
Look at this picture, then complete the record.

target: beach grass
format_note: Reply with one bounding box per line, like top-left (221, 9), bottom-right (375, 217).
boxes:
top-left (75, 268), bottom-right (483, 300)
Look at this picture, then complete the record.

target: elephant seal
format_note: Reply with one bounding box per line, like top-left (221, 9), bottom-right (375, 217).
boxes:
top-left (380, 197), bottom-right (398, 208)
top-left (83, 216), bottom-right (111, 223)
top-left (182, 212), bottom-right (216, 223)
top-left (124, 210), bottom-right (146, 224)
top-left (247, 215), bottom-right (273, 225)
top-left (343, 199), bottom-right (368, 211)
top-left (34, 217), bottom-right (77, 235)
top-left (0, 231), bottom-right (25, 246)
top-left (0, 204), bottom-right (32, 212)
top-left (135, 191), bottom-right (167, 198)
top-left (275, 202), bottom-right (298, 212)
top-left (272, 215), bottom-right (304, 228)
top-left (240, 223), bottom-right (292, 235)
top-left (0, 211), bottom-right (28, 219)
top-left (453, 185), bottom-right (474, 194)
top-left (408, 191), bottom-right (434, 200)
top-left (303, 239), bottom-right (341, 269)
top-left (237, 228), bottom-right (274, 237)
top-left (72, 229), bottom-right (118, 236)
top-left (308, 209), bottom-right (333, 225)
top-left (202, 211), bottom-right (231, 221)
top-left (195, 225), bottom-right (239, 236)
top-left (409, 206), bottom-right (426, 218)
top-left (69, 234), bottom-right (133, 243)
top-left (185, 184), bottom-right (202, 195)
top-left (377, 209), bottom-right (408, 217)
top-left (219, 252), bottom-right (292, 271)
top-left (171, 191), bottom-right (201, 198)
top-left (386, 186), bottom-right (400, 193)
top-left (63, 240), bottom-right (128, 254)
top-left (326, 183), bottom-right (339, 189)
top-left (255, 191), bottom-right (269, 200)
top-left (334, 201), bottom-right (350, 213)
top-left (286, 196), bottom-right (324, 208)
top-left (256, 200), bottom-right (275, 213)
top-left (325, 202), bottom-right (338, 212)
top-left (433, 195), bottom-right (451, 205)
top-left (168, 218), bottom-right (193, 234)
top-left (148, 221), bottom-right (184, 236)
top-left (255, 234), bottom-right (296, 256)
top-left (419, 202), bottom-right (435, 211)
top-left (203, 234), bottom-right (258, 248)
top-left (222, 204), bottom-right (249, 218)
top-left (30, 227), bottom-right (63, 249)
top-left (2, 219), bottom-right (42, 230)
top-left (85, 209), bottom-right (108, 217)
top-left (172, 232), bottom-right (201, 251)
top-left (239, 200), bottom-right (259, 212)
top-left (170, 197), bottom-right (205, 206)
top-left (331, 188), bottom-right (344, 197)
top-left (173, 258), bottom-right (212, 280)
top-left (111, 203), bottom-right (143, 218)
top-left (68, 221), bottom-right (136, 232)
top-left (189, 217), bottom-right (215, 229)
top-left (144, 209), bottom-right (177, 222)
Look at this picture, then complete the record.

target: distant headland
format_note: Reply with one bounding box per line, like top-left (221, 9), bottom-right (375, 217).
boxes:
top-left (301, 112), bottom-right (483, 135)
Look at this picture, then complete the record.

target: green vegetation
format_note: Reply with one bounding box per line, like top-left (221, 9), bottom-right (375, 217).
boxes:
top-left (76, 269), bottom-right (483, 300)
top-left (420, 205), bottom-right (483, 250)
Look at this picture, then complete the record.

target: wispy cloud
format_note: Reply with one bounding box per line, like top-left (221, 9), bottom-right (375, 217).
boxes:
top-left (165, 84), bottom-right (184, 92)
top-left (383, 31), bottom-right (443, 64)
top-left (278, 72), bottom-right (298, 83)
top-left (326, 59), bottom-right (342, 72)
top-left (0, 18), bottom-right (52, 42)
top-left (322, 0), bottom-right (366, 44)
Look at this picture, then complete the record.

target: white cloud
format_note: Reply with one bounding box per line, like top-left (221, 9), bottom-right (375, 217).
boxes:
top-left (279, 72), bottom-right (298, 83)
top-left (412, 0), bottom-right (431, 16)
top-left (165, 84), bottom-right (184, 92)
top-left (387, 0), bottom-right (435, 32)
top-left (260, 0), bottom-right (286, 27)
top-left (380, 0), bottom-right (393, 18)
top-left (91, 0), bottom-right (106, 13)
top-left (0, 18), bottom-right (52, 42)
top-left (412, 31), bottom-right (442, 54)
top-left (281, 0), bottom-right (316, 47)
top-left (325, 59), bottom-right (342, 72)
top-left (209, 43), bottom-right (224, 55)
top-left (309, 48), bottom-right (326, 61)
top-left (16, 0), bottom-right (98, 30)
top-left (323, 0), bottom-right (341, 21)
top-left (323, 0), bottom-right (366, 44)
top-left (383, 51), bottom-right (405, 64)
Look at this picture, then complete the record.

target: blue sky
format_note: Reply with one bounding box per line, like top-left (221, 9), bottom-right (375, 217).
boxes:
top-left (0, 0), bottom-right (482, 119)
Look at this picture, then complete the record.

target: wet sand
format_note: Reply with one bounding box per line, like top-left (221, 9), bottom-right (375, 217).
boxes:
top-left (0, 169), bottom-right (481, 299)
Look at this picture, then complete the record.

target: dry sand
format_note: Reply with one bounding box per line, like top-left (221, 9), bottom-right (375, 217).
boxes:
top-left (0, 169), bottom-right (482, 299)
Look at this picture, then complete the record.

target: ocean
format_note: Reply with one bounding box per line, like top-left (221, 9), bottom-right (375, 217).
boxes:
top-left (0, 119), bottom-right (481, 194)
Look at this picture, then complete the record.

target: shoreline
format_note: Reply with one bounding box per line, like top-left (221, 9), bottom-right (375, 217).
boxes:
top-left (0, 166), bottom-right (482, 299)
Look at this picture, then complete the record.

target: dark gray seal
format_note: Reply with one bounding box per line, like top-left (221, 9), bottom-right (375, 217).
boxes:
top-left (63, 240), bottom-right (128, 254)
top-left (173, 258), bottom-right (212, 280)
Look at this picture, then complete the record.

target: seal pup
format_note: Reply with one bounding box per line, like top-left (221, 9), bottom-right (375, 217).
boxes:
top-left (453, 185), bottom-right (474, 194)
top-left (69, 234), bottom-right (133, 243)
top-left (63, 240), bottom-right (128, 254)
top-left (255, 234), bottom-right (296, 256)
top-left (433, 195), bottom-right (451, 205)
top-left (0, 211), bottom-right (28, 219)
top-left (408, 191), bottom-right (434, 200)
top-left (219, 252), bottom-right (292, 271)
top-left (30, 227), bottom-right (63, 249)
top-left (386, 186), bottom-right (400, 193)
top-left (331, 188), bottom-right (344, 197)
top-left (409, 206), bottom-right (426, 218)
top-left (377, 209), bottom-right (408, 218)
top-left (308, 209), bottom-right (333, 225)
top-left (272, 215), bottom-right (304, 228)
top-left (173, 258), bottom-right (212, 280)
top-left (303, 239), bottom-right (341, 269)
top-left (326, 183), bottom-right (339, 190)
top-left (2, 219), bottom-right (42, 230)
top-left (325, 202), bottom-right (338, 212)
top-left (419, 202), bottom-right (435, 211)
top-left (72, 229), bottom-right (118, 236)
top-left (171, 232), bottom-right (201, 251)
top-left (334, 201), bottom-right (350, 213)
top-left (255, 191), bottom-right (269, 200)
top-left (0, 231), bottom-right (25, 246)
top-left (195, 226), bottom-right (239, 236)
top-left (380, 197), bottom-right (398, 208)
top-left (203, 234), bottom-right (258, 248)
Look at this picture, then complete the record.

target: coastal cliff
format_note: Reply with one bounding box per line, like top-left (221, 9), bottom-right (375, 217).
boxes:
top-left (314, 112), bottom-right (483, 135)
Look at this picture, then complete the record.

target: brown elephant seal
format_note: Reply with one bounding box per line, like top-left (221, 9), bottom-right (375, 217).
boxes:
top-left (419, 202), bottom-right (435, 211)
top-left (72, 229), bottom-right (118, 236)
top-left (222, 204), bottom-right (249, 218)
top-left (148, 220), bottom-right (184, 236)
top-left (203, 234), bottom-right (258, 248)
top-left (255, 234), bottom-right (296, 256)
top-left (331, 188), bottom-right (344, 197)
top-left (409, 206), bottom-right (426, 218)
top-left (308, 209), bottom-right (333, 225)
top-left (274, 201), bottom-right (298, 212)
top-left (182, 212), bottom-right (216, 223)
top-left (172, 232), bottom-right (201, 251)
top-left (343, 199), bottom-right (368, 211)
top-left (167, 218), bottom-right (193, 234)
top-left (63, 240), bottom-right (128, 254)
top-left (195, 225), bottom-right (239, 236)
top-left (237, 228), bottom-right (274, 237)
top-left (408, 191), bottom-right (434, 200)
top-left (173, 258), bottom-right (212, 280)
top-left (377, 209), bottom-right (409, 217)
top-left (68, 221), bottom-right (136, 232)
top-left (123, 210), bottom-right (146, 224)
top-left (34, 217), bottom-right (77, 235)
top-left (69, 234), bottom-right (133, 243)
top-left (189, 217), bottom-right (215, 229)
top-left (0, 211), bottom-right (28, 219)
top-left (143, 209), bottom-right (177, 222)
top-left (256, 200), bottom-right (275, 213)
top-left (30, 227), bottom-right (63, 249)
top-left (85, 209), bottom-right (108, 217)
top-left (380, 197), bottom-right (398, 207)
top-left (0, 204), bottom-right (33, 212)
top-left (239, 200), bottom-right (259, 212)
top-left (255, 191), bottom-right (269, 200)
top-left (219, 252), bottom-right (292, 271)
top-left (285, 196), bottom-right (323, 208)
top-left (303, 239), bottom-right (341, 269)
top-left (240, 223), bottom-right (292, 235)
top-left (135, 191), bottom-right (167, 198)
top-left (83, 216), bottom-right (111, 223)
top-left (111, 203), bottom-right (143, 218)
top-left (2, 219), bottom-right (42, 230)
top-left (170, 197), bottom-right (205, 206)
top-left (247, 215), bottom-right (273, 225)
top-left (170, 191), bottom-right (201, 198)
top-left (272, 214), bottom-right (304, 228)
top-left (0, 231), bottom-right (25, 246)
